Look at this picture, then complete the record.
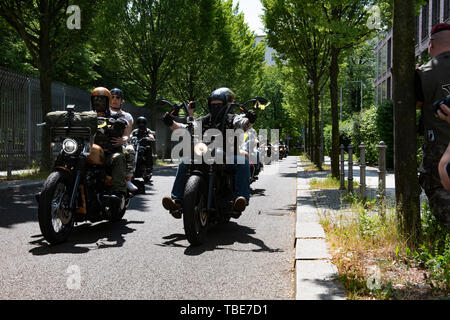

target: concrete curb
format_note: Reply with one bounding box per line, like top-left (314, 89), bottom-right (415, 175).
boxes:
top-left (0, 164), bottom-right (178, 193)
top-left (295, 157), bottom-right (346, 300)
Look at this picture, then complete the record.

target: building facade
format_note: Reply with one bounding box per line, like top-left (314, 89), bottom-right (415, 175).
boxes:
top-left (374, 0), bottom-right (450, 105)
top-left (255, 35), bottom-right (277, 66)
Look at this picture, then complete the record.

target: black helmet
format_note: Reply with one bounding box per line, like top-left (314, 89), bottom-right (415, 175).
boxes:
top-left (208, 88), bottom-right (235, 126)
top-left (110, 88), bottom-right (124, 99)
top-left (208, 87), bottom-right (235, 107)
top-left (137, 116), bottom-right (147, 129)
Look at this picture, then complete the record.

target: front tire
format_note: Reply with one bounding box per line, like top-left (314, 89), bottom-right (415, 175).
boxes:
top-left (183, 175), bottom-right (207, 246)
top-left (38, 171), bottom-right (74, 244)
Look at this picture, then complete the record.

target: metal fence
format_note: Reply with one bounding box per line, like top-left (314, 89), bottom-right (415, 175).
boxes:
top-left (0, 68), bottom-right (170, 171)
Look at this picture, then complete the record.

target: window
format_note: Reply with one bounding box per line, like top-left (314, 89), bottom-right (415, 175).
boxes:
top-left (387, 39), bottom-right (392, 70)
top-left (375, 85), bottom-right (378, 105)
top-left (379, 84), bottom-right (383, 104)
top-left (415, 15), bottom-right (419, 45)
top-left (382, 81), bottom-right (387, 101)
top-left (422, 2), bottom-right (429, 41)
top-left (387, 77), bottom-right (391, 100)
top-left (445, 0), bottom-right (450, 21)
top-left (378, 49), bottom-right (382, 78)
top-left (432, 0), bottom-right (440, 26)
top-left (382, 45), bottom-right (387, 74)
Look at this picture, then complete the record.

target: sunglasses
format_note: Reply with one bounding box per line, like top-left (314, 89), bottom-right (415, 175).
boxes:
top-left (112, 95), bottom-right (122, 100)
top-left (210, 103), bottom-right (224, 108)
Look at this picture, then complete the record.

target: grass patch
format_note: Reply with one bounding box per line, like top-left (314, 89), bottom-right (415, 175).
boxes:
top-left (0, 167), bottom-right (50, 181)
top-left (320, 197), bottom-right (450, 300)
top-left (309, 174), bottom-right (359, 190)
top-left (155, 159), bottom-right (174, 166)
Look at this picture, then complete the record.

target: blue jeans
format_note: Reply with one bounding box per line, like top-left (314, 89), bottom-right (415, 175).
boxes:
top-left (171, 156), bottom-right (250, 203)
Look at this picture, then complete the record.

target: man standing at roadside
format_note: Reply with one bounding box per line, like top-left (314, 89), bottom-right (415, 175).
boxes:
top-left (416, 23), bottom-right (450, 231)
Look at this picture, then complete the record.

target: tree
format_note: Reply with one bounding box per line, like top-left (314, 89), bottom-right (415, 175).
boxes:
top-left (320, 0), bottom-right (374, 179)
top-left (392, 0), bottom-right (422, 248)
top-left (166, 0), bottom-right (264, 109)
top-left (263, 0), bottom-right (330, 169)
top-left (0, 0), bottom-right (99, 170)
top-left (97, 0), bottom-right (193, 111)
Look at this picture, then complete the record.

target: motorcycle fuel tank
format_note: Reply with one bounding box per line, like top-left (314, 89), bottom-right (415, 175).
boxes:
top-left (86, 144), bottom-right (105, 165)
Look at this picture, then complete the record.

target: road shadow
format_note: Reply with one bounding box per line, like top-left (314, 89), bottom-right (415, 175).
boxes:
top-left (157, 222), bottom-right (283, 256)
top-left (28, 219), bottom-right (144, 256)
top-left (151, 166), bottom-right (177, 177)
top-left (250, 188), bottom-right (266, 197)
top-left (0, 187), bottom-right (39, 228)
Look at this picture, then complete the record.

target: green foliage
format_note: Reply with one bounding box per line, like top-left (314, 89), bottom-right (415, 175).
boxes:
top-left (407, 201), bottom-right (450, 293)
top-left (359, 209), bottom-right (382, 239)
top-left (352, 106), bottom-right (379, 165)
top-left (375, 100), bottom-right (394, 169)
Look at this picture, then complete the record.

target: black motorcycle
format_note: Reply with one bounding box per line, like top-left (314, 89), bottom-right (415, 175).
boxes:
top-left (36, 105), bottom-right (133, 244)
top-left (278, 141), bottom-right (287, 159)
top-left (131, 132), bottom-right (155, 184)
top-left (159, 97), bottom-right (268, 245)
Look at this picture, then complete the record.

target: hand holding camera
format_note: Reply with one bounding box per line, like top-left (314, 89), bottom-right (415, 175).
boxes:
top-left (433, 95), bottom-right (450, 116)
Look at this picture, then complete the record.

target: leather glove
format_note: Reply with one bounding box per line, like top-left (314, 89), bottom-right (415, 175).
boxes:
top-left (246, 109), bottom-right (257, 124)
top-left (162, 112), bottom-right (174, 127)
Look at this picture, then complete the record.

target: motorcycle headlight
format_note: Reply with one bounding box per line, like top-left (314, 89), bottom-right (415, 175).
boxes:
top-left (194, 142), bottom-right (208, 156)
top-left (62, 138), bottom-right (78, 155)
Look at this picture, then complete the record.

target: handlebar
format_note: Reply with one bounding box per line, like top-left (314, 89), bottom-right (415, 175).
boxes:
top-left (157, 99), bottom-right (191, 117)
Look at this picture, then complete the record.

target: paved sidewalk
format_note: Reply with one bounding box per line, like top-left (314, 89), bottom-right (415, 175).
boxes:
top-left (295, 157), bottom-right (346, 300)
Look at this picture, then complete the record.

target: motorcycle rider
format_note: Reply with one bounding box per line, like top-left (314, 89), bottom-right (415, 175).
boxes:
top-left (91, 87), bottom-right (128, 203)
top-left (109, 88), bottom-right (137, 192)
top-left (161, 88), bottom-right (257, 218)
top-left (131, 116), bottom-right (155, 175)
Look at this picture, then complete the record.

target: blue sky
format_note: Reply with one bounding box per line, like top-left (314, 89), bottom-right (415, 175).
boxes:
top-left (233, 0), bottom-right (266, 35)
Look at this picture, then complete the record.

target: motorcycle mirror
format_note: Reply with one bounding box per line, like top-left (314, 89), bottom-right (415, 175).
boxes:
top-left (156, 98), bottom-right (170, 106)
top-left (254, 97), bottom-right (268, 105)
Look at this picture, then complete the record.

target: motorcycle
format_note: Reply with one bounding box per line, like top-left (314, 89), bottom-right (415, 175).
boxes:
top-left (245, 134), bottom-right (262, 184)
top-left (278, 141), bottom-right (287, 159)
top-left (130, 131), bottom-right (155, 185)
top-left (36, 105), bottom-right (134, 245)
top-left (159, 97), bottom-right (268, 245)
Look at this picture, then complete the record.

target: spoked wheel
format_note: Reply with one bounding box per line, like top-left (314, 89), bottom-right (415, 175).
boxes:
top-left (183, 175), bottom-right (208, 246)
top-left (38, 171), bottom-right (74, 245)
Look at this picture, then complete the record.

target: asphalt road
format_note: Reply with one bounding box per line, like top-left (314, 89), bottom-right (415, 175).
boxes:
top-left (0, 156), bottom-right (297, 300)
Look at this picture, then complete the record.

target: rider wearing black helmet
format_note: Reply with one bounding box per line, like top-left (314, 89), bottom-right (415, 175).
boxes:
top-left (161, 88), bottom-right (257, 218)
top-left (131, 116), bottom-right (155, 170)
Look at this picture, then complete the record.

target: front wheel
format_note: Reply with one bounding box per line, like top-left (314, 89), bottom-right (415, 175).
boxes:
top-left (183, 175), bottom-right (207, 246)
top-left (38, 171), bottom-right (74, 244)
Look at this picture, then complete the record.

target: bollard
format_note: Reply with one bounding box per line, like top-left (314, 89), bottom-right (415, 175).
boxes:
top-left (348, 144), bottom-right (354, 193)
top-left (359, 142), bottom-right (367, 201)
top-left (340, 144), bottom-right (346, 190)
top-left (377, 141), bottom-right (387, 220)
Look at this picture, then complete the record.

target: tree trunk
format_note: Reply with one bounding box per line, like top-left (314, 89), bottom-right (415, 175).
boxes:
top-left (313, 83), bottom-right (322, 170)
top-left (393, 0), bottom-right (422, 248)
top-left (308, 90), bottom-right (313, 159)
top-left (329, 45), bottom-right (340, 179)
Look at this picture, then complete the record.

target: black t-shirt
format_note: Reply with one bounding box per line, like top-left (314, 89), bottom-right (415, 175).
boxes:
top-left (415, 70), bottom-right (424, 103)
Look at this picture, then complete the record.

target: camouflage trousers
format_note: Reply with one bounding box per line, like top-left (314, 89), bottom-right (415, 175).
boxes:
top-left (106, 152), bottom-right (127, 194)
top-left (419, 142), bottom-right (450, 231)
top-left (123, 144), bottom-right (135, 179)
